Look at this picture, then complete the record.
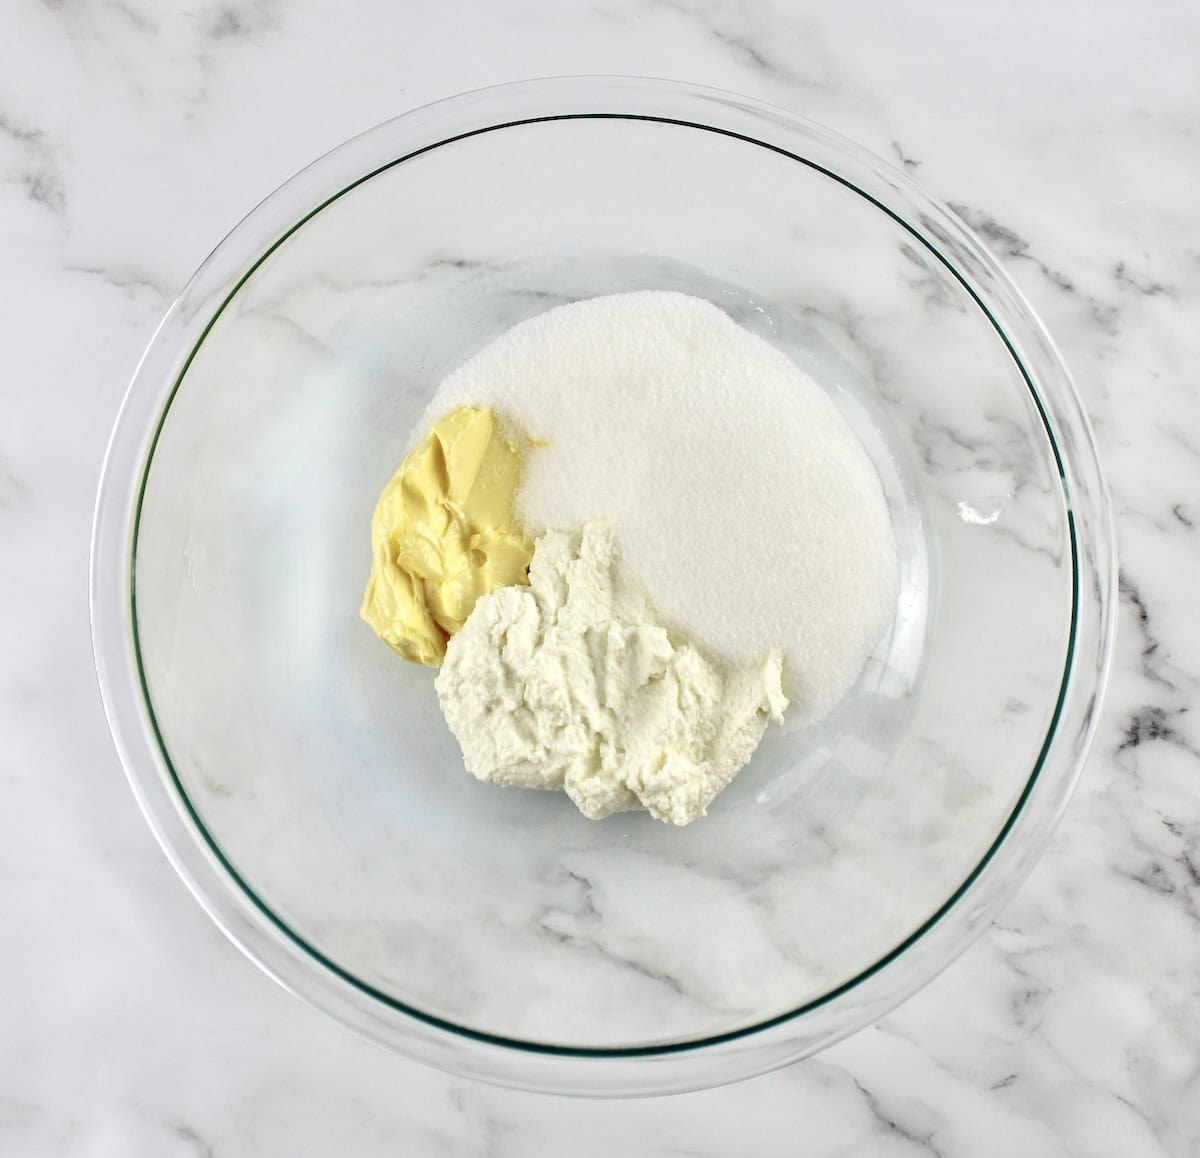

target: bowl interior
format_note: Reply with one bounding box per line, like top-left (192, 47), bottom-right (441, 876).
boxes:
top-left (133, 114), bottom-right (1072, 1049)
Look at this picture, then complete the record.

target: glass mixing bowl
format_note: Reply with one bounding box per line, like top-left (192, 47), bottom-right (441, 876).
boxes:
top-left (91, 77), bottom-right (1115, 1095)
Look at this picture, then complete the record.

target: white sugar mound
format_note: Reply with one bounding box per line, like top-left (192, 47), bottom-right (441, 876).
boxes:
top-left (422, 291), bottom-right (898, 722)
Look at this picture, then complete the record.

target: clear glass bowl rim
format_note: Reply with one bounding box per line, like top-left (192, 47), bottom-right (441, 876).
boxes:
top-left (90, 75), bottom-right (1117, 1096)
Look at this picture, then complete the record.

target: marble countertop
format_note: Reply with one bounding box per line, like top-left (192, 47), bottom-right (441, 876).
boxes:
top-left (4, 1), bottom-right (1198, 1154)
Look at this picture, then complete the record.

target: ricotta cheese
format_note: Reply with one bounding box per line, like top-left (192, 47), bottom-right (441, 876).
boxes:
top-left (435, 521), bottom-right (787, 825)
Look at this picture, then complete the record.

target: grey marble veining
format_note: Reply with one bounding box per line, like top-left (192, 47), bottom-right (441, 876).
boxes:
top-left (2, 0), bottom-right (1199, 1155)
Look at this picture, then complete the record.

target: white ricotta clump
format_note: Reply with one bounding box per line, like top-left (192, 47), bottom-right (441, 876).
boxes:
top-left (435, 521), bottom-right (787, 825)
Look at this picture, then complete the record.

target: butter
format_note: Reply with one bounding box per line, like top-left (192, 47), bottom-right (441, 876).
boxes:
top-left (361, 405), bottom-right (532, 665)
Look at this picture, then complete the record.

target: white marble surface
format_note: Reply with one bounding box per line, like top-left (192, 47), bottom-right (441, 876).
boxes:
top-left (3, 0), bottom-right (1198, 1153)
